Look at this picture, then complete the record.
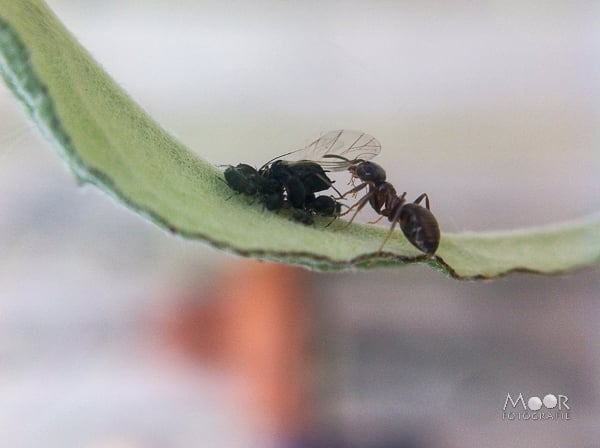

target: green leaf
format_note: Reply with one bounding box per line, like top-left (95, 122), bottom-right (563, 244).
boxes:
top-left (1, 0), bottom-right (598, 278)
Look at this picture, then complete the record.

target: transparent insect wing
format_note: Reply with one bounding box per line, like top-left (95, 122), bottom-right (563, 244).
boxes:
top-left (285, 130), bottom-right (382, 171)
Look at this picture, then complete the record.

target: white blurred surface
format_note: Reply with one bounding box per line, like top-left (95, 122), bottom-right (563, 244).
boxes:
top-left (1, 1), bottom-right (599, 447)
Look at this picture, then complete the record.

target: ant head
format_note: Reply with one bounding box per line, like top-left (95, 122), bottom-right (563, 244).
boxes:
top-left (353, 161), bottom-right (386, 183)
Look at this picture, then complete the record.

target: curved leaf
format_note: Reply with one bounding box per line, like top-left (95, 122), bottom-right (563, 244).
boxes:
top-left (1, 0), bottom-right (598, 278)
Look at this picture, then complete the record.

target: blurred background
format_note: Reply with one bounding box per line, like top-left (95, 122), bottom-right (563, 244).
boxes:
top-left (1, 1), bottom-right (599, 447)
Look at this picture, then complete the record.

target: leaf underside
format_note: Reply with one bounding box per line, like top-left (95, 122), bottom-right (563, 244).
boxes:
top-left (1, 0), bottom-right (598, 278)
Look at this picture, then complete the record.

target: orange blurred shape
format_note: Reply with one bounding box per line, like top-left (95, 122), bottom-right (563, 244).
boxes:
top-left (159, 260), bottom-right (312, 441)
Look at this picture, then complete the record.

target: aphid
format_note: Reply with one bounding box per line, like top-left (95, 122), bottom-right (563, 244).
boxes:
top-left (223, 163), bottom-right (283, 208)
top-left (306, 195), bottom-right (342, 217)
top-left (261, 161), bottom-right (311, 209)
top-left (223, 130), bottom-right (380, 222)
top-left (258, 130), bottom-right (382, 220)
top-left (292, 208), bottom-right (315, 226)
top-left (329, 156), bottom-right (440, 256)
top-left (224, 164), bottom-right (260, 195)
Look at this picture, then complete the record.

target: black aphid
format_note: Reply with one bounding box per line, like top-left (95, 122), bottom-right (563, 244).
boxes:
top-left (224, 130), bottom-right (380, 223)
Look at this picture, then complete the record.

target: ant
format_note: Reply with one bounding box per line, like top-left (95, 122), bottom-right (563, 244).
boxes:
top-left (326, 156), bottom-right (441, 256)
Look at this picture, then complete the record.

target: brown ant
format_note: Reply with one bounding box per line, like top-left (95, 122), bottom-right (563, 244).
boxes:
top-left (325, 155), bottom-right (441, 257)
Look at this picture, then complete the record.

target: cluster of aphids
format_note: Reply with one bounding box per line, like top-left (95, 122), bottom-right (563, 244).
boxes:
top-left (224, 130), bottom-right (440, 256)
top-left (224, 158), bottom-right (342, 226)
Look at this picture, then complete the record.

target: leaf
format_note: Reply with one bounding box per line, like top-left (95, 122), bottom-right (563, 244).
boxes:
top-left (1, 0), bottom-right (598, 279)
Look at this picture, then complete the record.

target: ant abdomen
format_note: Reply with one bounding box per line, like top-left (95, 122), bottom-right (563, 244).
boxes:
top-left (399, 203), bottom-right (441, 255)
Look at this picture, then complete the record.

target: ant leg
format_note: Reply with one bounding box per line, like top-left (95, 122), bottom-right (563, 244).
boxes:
top-left (368, 205), bottom-right (403, 268)
top-left (377, 208), bottom-right (402, 253)
top-left (347, 174), bottom-right (357, 187)
top-left (413, 193), bottom-right (431, 210)
top-left (338, 182), bottom-right (368, 200)
top-left (337, 191), bottom-right (374, 230)
top-left (339, 189), bottom-right (371, 216)
top-left (368, 215), bottom-right (385, 225)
